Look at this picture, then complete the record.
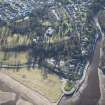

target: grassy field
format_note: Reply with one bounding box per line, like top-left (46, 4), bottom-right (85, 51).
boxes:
top-left (7, 35), bottom-right (31, 47)
top-left (0, 51), bottom-right (29, 64)
top-left (4, 68), bottom-right (62, 102)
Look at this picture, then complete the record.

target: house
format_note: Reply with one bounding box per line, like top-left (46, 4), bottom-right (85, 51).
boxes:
top-left (45, 27), bottom-right (55, 37)
top-left (46, 58), bottom-right (56, 66)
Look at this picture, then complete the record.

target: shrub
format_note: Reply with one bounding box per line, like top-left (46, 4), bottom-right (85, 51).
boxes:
top-left (64, 81), bottom-right (74, 91)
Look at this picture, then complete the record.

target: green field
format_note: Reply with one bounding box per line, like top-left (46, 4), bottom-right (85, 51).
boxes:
top-left (0, 51), bottom-right (29, 65)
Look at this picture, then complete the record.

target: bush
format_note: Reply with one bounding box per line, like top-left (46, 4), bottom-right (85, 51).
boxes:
top-left (22, 74), bottom-right (27, 79)
top-left (64, 81), bottom-right (74, 91)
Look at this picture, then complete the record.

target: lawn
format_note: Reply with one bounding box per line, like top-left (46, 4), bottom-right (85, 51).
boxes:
top-left (4, 68), bottom-right (63, 103)
top-left (0, 51), bottom-right (29, 65)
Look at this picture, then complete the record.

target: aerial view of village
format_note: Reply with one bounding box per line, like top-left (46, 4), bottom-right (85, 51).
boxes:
top-left (0, 0), bottom-right (105, 105)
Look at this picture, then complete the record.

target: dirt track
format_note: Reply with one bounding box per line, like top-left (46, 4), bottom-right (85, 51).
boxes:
top-left (0, 72), bottom-right (52, 105)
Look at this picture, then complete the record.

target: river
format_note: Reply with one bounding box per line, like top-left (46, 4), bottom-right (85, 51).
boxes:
top-left (58, 14), bottom-right (104, 105)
